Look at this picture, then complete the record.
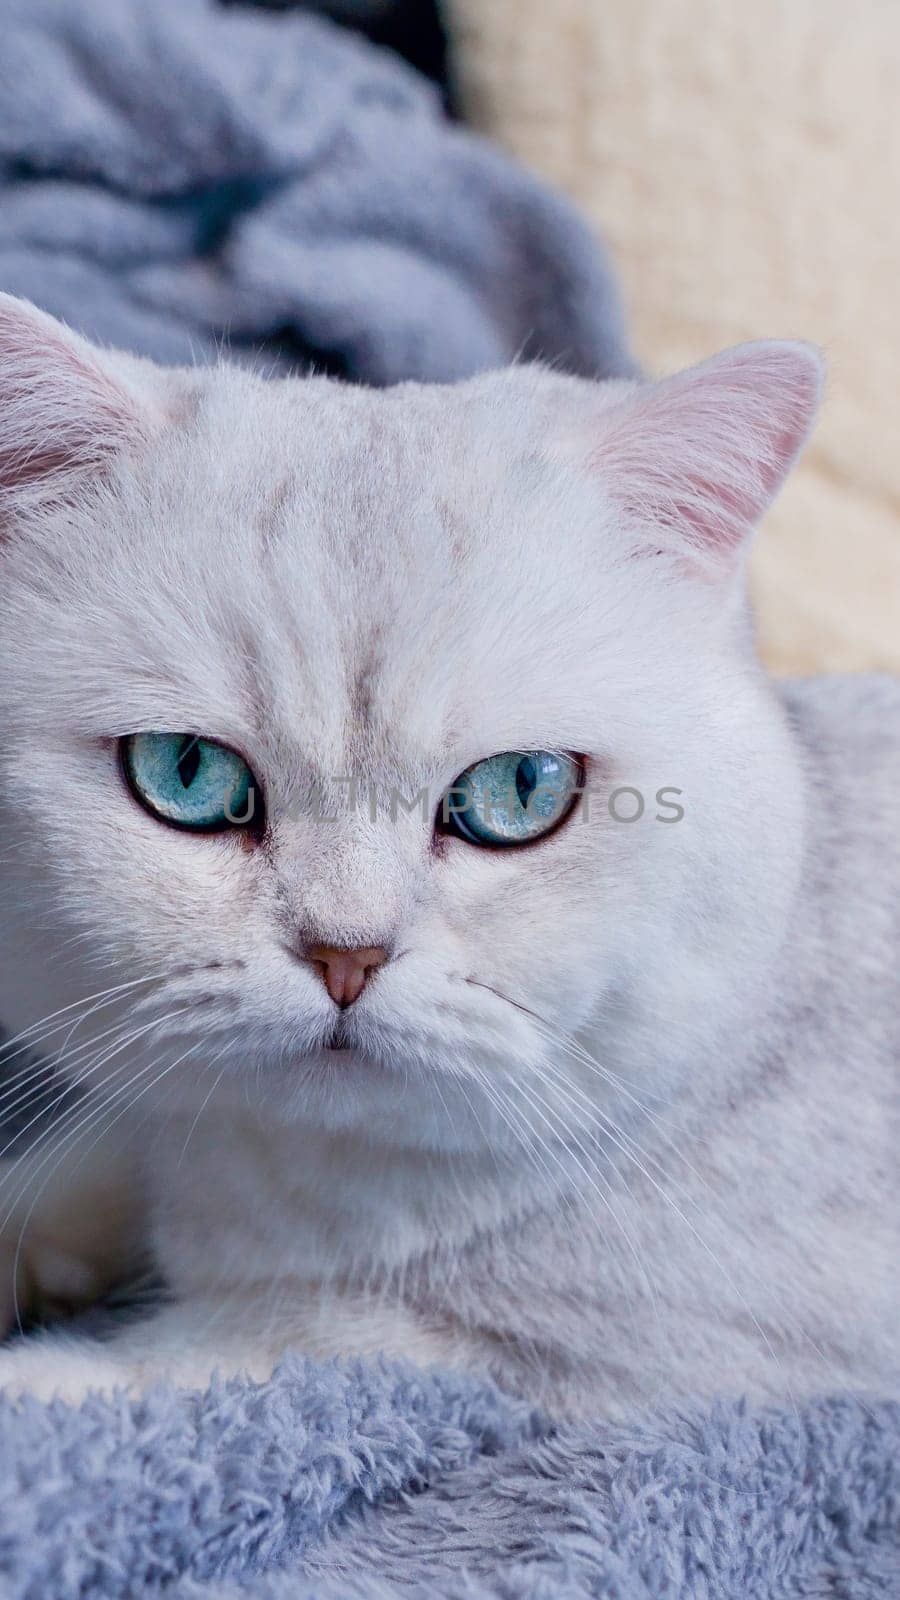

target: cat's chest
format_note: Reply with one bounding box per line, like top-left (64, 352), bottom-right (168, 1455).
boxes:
top-left (141, 1033), bottom-right (898, 1413)
top-left (146, 1106), bottom-right (527, 1296)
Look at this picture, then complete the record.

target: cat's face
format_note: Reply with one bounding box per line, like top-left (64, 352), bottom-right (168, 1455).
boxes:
top-left (0, 297), bottom-right (821, 1153)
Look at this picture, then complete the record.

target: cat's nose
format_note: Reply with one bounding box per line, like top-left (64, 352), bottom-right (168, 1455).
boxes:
top-left (304, 944), bottom-right (388, 1008)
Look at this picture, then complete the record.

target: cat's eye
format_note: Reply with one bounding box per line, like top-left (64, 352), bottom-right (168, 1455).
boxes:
top-left (120, 733), bottom-right (259, 833)
top-left (441, 750), bottom-right (583, 847)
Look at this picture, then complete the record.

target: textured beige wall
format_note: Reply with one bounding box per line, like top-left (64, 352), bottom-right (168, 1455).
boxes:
top-left (449, 0), bottom-right (900, 675)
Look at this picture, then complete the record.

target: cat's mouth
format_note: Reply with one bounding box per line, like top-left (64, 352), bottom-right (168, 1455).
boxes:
top-left (319, 1018), bottom-right (382, 1066)
top-left (323, 1022), bottom-right (349, 1052)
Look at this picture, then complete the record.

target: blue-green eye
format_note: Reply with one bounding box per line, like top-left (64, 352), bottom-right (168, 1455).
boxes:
top-left (121, 733), bottom-right (258, 832)
top-left (442, 750), bottom-right (582, 847)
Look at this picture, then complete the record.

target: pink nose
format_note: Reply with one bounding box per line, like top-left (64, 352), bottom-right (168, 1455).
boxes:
top-left (305, 944), bottom-right (388, 1008)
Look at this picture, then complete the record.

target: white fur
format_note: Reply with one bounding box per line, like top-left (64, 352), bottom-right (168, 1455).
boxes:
top-left (0, 295), bottom-right (894, 1416)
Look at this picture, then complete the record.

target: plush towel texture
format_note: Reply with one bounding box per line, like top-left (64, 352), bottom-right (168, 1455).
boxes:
top-left (0, 1354), bottom-right (896, 1598)
top-left (449, 0), bottom-right (900, 677)
top-left (0, 0), bottom-right (632, 388)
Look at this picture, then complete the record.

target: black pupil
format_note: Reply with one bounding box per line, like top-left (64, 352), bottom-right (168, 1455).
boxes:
top-left (515, 756), bottom-right (538, 810)
top-left (176, 737), bottom-right (202, 789)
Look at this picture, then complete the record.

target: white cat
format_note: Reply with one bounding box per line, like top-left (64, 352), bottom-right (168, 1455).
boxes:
top-left (0, 292), bottom-right (895, 1416)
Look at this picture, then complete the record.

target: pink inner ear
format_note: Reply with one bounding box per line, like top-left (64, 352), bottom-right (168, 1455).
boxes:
top-left (591, 341), bottom-right (824, 562)
top-left (0, 296), bottom-right (144, 507)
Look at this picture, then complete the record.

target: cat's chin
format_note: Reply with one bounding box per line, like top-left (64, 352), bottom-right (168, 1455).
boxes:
top-left (316, 1044), bottom-right (359, 1065)
top-left (187, 1035), bottom-right (502, 1153)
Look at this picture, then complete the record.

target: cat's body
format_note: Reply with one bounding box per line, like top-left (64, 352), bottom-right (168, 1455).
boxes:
top-left (0, 294), bottom-right (895, 1413)
top-left (147, 672), bottom-right (900, 1417)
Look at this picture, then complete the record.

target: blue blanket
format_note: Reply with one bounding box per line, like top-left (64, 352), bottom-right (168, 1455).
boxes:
top-left (0, 1356), bottom-right (896, 1598)
top-left (0, 0), bottom-right (633, 386)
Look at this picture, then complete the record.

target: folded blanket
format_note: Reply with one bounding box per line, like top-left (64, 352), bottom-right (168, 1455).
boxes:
top-left (0, 1355), bottom-right (896, 1598)
top-left (257, 0), bottom-right (455, 106)
top-left (0, 0), bottom-right (632, 386)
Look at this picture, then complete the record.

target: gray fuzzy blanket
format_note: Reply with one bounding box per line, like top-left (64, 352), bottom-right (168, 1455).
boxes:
top-left (0, 0), bottom-right (633, 385)
top-left (0, 1356), bottom-right (896, 1598)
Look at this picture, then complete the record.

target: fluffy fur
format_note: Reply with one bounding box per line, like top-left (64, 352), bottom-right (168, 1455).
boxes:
top-left (0, 293), bottom-right (895, 1415)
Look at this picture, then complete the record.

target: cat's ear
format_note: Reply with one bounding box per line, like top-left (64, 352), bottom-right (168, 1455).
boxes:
top-left (0, 293), bottom-right (154, 524)
top-left (577, 341), bottom-right (824, 574)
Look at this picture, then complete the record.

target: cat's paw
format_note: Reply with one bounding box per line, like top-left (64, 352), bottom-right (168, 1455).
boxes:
top-left (0, 1238), bottom-right (109, 1340)
top-left (0, 1143), bottom-right (145, 1339)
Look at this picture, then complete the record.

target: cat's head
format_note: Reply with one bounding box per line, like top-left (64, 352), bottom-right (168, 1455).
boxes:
top-left (0, 295), bottom-right (821, 1153)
